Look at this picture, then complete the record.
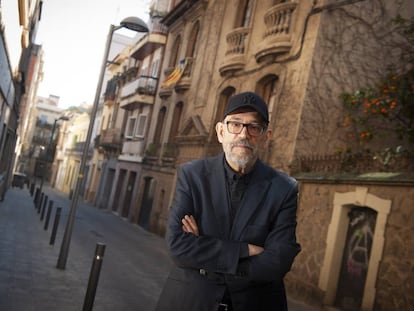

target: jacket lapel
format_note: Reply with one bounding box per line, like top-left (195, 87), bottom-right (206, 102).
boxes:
top-left (208, 154), bottom-right (232, 239)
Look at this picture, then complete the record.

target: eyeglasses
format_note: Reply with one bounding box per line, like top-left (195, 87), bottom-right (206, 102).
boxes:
top-left (225, 121), bottom-right (266, 137)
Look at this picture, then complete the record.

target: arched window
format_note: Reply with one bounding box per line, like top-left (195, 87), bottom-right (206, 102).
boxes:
top-left (169, 102), bottom-right (183, 143)
top-left (216, 87), bottom-right (236, 124)
top-left (169, 35), bottom-right (182, 67)
top-left (256, 75), bottom-right (278, 119)
top-left (153, 107), bottom-right (167, 144)
top-left (234, 0), bottom-right (253, 28)
top-left (207, 87), bottom-right (236, 156)
top-left (186, 21), bottom-right (200, 58)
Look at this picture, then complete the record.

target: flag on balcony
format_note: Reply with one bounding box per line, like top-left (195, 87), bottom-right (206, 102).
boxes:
top-left (161, 58), bottom-right (188, 88)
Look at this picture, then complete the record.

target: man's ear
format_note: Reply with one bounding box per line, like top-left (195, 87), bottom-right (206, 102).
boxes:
top-left (263, 129), bottom-right (272, 149)
top-left (216, 122), bottom-right (224, 143)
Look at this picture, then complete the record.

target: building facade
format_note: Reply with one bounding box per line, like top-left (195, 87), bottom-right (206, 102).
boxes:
top-left (129, 0), bottom-right (413, 309)
top-left (75, 0), bottom-right (413, 309)
top-left (0, 0), bottom-right (43, 199)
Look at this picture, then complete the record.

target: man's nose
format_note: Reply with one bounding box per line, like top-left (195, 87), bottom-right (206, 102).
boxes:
top-left (238, 125), bottom-right (248, 137)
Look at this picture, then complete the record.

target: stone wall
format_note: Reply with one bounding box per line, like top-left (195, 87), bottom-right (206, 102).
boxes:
top-left (285, 177), bottom-right (414, 310)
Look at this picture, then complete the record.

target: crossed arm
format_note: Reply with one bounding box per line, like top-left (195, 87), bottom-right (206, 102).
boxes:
top-left (181, 215), bottom-right (264, 257)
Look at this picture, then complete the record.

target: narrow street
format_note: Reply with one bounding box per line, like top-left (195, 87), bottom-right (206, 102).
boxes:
top-left (0, 185), bottom-right (315, 311)
top-left (0, 185), bottom-right (172, 311)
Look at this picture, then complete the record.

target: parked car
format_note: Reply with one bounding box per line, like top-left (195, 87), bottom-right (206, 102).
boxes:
top-left (12, 172), bottom-right (27, 189)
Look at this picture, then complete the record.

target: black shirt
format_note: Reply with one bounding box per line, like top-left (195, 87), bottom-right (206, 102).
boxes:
top-left (223, 159), bottom-right (254, 259)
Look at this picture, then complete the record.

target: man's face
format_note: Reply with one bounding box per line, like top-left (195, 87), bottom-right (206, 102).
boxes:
top-left (216, 110), bottom-right (271, 172)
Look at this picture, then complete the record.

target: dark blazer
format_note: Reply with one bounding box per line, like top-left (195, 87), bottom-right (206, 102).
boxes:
top-left (155, 154), bottom-right (301, 311)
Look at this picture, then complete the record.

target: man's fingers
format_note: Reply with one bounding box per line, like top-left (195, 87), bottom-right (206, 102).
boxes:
top-left (181, 215), bottom-right (199, 236)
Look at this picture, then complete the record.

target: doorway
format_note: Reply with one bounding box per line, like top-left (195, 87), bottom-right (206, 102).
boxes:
top-left (122, 171), bottom-right (136, 218)
top-left (138, 176), bottom-right (156, 230)
top-left (334, 206), bottom-right (377, 310)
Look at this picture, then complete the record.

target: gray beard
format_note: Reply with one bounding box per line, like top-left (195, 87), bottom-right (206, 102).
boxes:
top-left (223, 139), bottom-right (257, 169)
top-left (226, 152), bottom-right (254, 169)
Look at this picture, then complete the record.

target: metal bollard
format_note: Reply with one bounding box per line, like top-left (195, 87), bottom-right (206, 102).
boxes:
top-left (40, 195), bottom-right (48, 221)
top-left (30, 183), bottom-right (35, 196)
top-left (44, 200), bottom-right (54, 230)
top-left (49, 207), bottom-right (62, 245)
top-left (82, 243), bottom-right (106, 311)
top-left (37, 193), bottom-right (44, 213)
top-left (34, 188), bottom-right (40, 207)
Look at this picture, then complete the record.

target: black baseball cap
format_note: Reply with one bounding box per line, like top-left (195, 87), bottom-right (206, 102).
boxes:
top-left (224, 92), bottom-right (269, 124)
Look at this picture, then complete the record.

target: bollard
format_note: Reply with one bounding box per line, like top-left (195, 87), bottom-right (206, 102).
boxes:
top-left (40, 195), bottom-right (48, 221)
top-left (30, 183), bottom-right (35, 196)
top-left (82, 243), bottom-right (106, 311)
top-left (34, 188), bottom-right (40, 207)
top-left (49, 207), bottom-right (62, 245)
top-left (37, 193), bottom-right (44, 213)
top-left (44, 200), bottom-right (54, 230)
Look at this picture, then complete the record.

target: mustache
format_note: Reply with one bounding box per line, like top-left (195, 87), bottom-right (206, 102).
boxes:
top-left (230, 139), bottom-right (254, 149)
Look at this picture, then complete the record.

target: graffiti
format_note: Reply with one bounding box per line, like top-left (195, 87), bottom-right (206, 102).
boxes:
top-left (335, 207), bottom-right (377, 310)
top-left (346, 218), bottom-right (374, 277)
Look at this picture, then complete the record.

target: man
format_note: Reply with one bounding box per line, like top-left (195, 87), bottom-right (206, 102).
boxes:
top-left (155, 92), bottom-right (301, 311)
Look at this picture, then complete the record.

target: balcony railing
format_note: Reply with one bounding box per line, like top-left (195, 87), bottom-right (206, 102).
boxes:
top-left (255, 1), bottom-right (298, 63)
top-left (121, 76), bottom-right (157, 98)
top-left (225, 27), bottom-right (250, 56)
top-left (120, 76), bottom-right (158, 109)
top-left (119, 140), bottom-right (146, 162)
top-left (130, 19), bottom-right (168, 60)
top-left (66, 142), bottom-right (93, 157)
top-left (100, 128), bottom-right (122, 150)
top-left (219, 27), bottom-right (250, 76)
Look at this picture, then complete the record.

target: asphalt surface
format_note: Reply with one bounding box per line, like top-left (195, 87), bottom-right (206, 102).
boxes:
top-left (0, 184), bottom-right (317, 311)
top-left (0, 185), bottom-right (172, 311)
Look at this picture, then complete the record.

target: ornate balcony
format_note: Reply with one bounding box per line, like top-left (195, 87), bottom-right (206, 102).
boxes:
top-left (99, 128), bottom-right (122, 151)
top-left (130, 19), bottom-right (168, 60)
top-left (255, 2), bottom-right (298, 63)
top-left (159, 86), bottom-right (173, 99)
top-left (219, 27), bottom-right (250, 77)
top-left (120, 76), bottom-right (157, 110)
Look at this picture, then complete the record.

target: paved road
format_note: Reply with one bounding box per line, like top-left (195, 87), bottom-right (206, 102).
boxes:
top-left (0, 185), bottom-right (172, 311)
top-left (0, 185), bottom-right (316, 311)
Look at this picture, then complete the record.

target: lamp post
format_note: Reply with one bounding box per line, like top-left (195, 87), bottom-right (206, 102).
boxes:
top-left (57, 16), bottom-right (149, 270)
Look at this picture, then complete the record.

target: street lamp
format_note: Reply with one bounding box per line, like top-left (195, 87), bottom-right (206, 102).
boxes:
top-left (57, 16), bottom-right (149, 270)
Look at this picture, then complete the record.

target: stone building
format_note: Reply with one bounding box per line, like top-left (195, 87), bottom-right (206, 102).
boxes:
top-left (68, 0), bottom-right (413, 309)
top-left (0, 0), bottom-right (43, 200)
top-left (127, 0), bottom-right (413, 310)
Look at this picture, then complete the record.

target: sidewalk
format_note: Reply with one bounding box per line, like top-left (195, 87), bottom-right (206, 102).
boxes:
top-left (0, 185), bottom-right (316, 311)
top-left (0, 185), bottom-right (172, 311)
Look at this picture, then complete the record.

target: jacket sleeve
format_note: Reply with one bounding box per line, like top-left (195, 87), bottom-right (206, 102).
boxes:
top-left (166, 165), bottom-right (245, 275)
top-left (239, 180), bottom-right (301, 282)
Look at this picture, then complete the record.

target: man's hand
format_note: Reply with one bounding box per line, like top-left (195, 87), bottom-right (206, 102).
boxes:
top-left (182, 215), bottom-right (199, 236)
top-left (248, 244), bottom-right (264, 256)
top-left (182, 215), bottom-right (264, 256)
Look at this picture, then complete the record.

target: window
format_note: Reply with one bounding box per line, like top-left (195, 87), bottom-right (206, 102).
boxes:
top-left (186, 21), bottom-right (200, 58)
top-left (169, 102), bottom-right (183, 142)
top-left (235, 0), bottom-right (253, 28)
top-left (169, 35), bottom-right (181, 67)
top-left (154, 107), bottom-right (166, 144)
top-left (39, 114), bottom-right (47, 124)
top-left (151, 59), bottom-right (159, 77)
top-left (125, 116), bottom-right (137, 138)
top-left (135, 114), bottom-right (147, 138)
